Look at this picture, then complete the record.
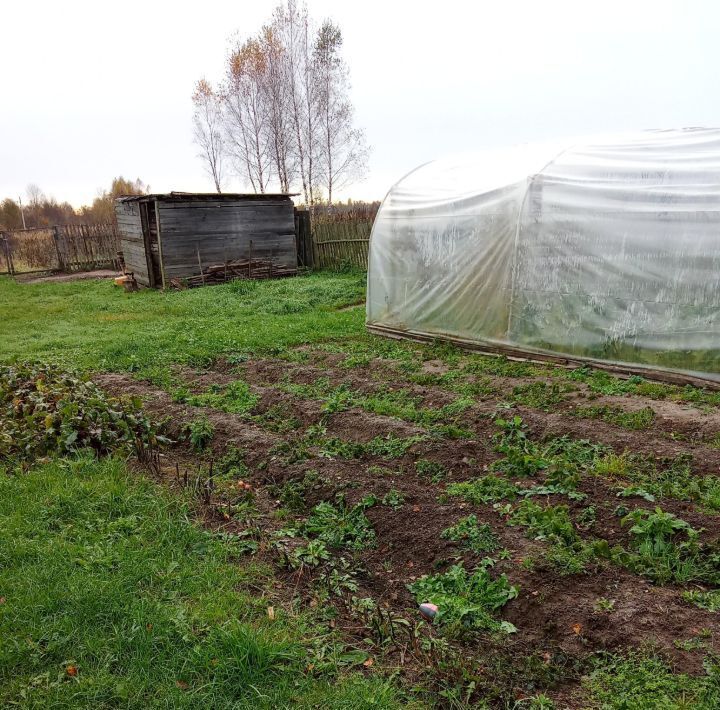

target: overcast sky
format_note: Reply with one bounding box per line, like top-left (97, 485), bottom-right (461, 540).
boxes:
top-left (1, 0), bottom-right (718, 206)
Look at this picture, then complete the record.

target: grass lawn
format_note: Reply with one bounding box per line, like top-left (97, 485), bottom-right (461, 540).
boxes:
top-left (0, 455), bottom-right (412, 708)
top-left (0, 272), bottom-right (366, 377)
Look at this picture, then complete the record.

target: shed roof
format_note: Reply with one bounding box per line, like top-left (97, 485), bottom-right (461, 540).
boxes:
top-left (116, 192), bottom-right (298, 203)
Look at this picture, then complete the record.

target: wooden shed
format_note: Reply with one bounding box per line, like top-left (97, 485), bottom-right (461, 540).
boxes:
top-left (114, 192), bottom-right (301, 288)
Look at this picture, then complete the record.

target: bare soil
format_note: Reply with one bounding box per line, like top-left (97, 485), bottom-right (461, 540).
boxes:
top-left (17, 269), bottom-right (119, 284)
top-left (94, 346), bottom-right (720, 706)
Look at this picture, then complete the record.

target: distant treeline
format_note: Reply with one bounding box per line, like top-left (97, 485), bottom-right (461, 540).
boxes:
top-left (0, 177), bottom-right (147, 231)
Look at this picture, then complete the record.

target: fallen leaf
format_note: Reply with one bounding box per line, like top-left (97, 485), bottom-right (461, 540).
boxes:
top-left (363, 658), bottom-right (374, 667)
top-left (572, 623), bottom-right (582, 635)
top-left (66, 665), bottom-right (78, 677)
top-left (267, 606), bottom-right (275, 620)
top-left (0, 597), bottom-right (5, 604)
top-left (175, 680), bottom-right (189, 690)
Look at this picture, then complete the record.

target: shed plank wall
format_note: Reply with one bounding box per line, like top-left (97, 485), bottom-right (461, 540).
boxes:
top-left (157, 199), bottom-right (296, 280)
top-left (115, 202), bottom-right (152, 286)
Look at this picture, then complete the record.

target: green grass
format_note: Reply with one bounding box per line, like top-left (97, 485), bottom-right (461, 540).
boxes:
top-left (280, 378), bottom-right (473, 435)
top-left (572, 404), bottom-right (656, 430)
top-left (0, 455), bottom-right (408, 708)
top-left (584, 653), bottom-right (720, 708)
top-left (0, 272), bottom-right (367, 377)
top-left (567, 366), bottom-right (720, 408)
top-left (509, 381), bottom-right (574, 410)
top-left (186, 380), bottom-right (260, 415)
top-left (592, 452), bottom-right (720, 510)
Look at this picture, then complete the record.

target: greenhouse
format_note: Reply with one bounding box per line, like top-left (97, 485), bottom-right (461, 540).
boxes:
top-left (366, 128), bottom-right (720, 382)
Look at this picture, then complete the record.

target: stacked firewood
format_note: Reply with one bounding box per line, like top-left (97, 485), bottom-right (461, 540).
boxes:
top-left (169, 258), bottom-right (297, 289)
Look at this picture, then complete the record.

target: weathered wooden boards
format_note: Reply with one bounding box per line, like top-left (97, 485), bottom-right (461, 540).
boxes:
top-left (115, 194), bottom-right (298, 288)
top-left (115, 201), bottom-right (152, 286)
top-left (1, 224), bottom-right (119, 275)
top-left (169, 258), bottom-right (297, 289)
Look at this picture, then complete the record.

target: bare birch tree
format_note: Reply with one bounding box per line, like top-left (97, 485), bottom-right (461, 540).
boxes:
top-left (223, 38), bottom-right (272, 193)
top-left (196, 0), bottom-right (369, 202)
top-left (270, 0), bottom-right (315, 204)
top-left (260, 25), bottom-right (295, 193)
top-left (314, 21), bottom-right (369, 204)
top-left (192, 79), bottom-right (225, 193)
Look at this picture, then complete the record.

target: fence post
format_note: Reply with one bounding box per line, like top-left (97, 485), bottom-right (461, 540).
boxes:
top-left (1, 233), bottom-right (14, 276)
top-left (1, 233), bottom-right (9, 275)
top-left (52, 226), bottom-right (66, 272)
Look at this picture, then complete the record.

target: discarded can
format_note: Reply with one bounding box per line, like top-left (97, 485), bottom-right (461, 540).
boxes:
top-left (419, 602), bottom-right (438, 621)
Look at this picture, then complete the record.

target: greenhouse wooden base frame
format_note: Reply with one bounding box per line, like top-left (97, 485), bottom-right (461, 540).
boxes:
top-left (367, 323), bottom-right (720, 391)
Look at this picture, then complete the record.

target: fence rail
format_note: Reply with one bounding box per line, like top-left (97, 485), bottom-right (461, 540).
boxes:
top-left (0, 223), bottom-right (120, 275)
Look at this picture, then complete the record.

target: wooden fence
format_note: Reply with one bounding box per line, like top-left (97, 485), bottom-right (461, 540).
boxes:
top-left (311, 203), bottom-right (378, 270)
top-left (0, 223), bottom-right (121, 275)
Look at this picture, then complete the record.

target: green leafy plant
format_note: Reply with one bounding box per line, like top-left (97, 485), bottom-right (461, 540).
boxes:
top-left (618, 507), bottom-right (720, 584)
top-left (214, 445), bottom-right (249, 480)
top-left (381, 489), bottom-right (405, 509)
top-left (446, 476), bottom-right (520, 504)
top-left (594, 597), bottom-right (616, 612)
top-left (317, 432), bottom-right (425, 460)
top-left (441, 515), bottom-right (502, 554)
top-left (185, 415), bottom-right (215, 452)
top-left (408, 562), bottom-right (518, 634)
top-left (291, 539), bottom-right (331, 568)
top-left (0, 362), bottom-right (164, 462)
top-left (415, 458), bottom-right (447, 483)
top-left (510, 381), bottom-right (573, 410)
top-left (520, 461), bottom-right (586, 501)
top-left (187, 379), bottom-right (259, 415)
top-left (302, 495), bottom-right (376, 551)
top-left (509, 500), bottom-right (578, 546)
top-left (683, 589), bottom-right (720, 611)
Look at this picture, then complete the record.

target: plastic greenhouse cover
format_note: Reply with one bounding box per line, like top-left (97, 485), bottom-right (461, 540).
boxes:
top-left (366, 128), bottom-right (720, 382)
